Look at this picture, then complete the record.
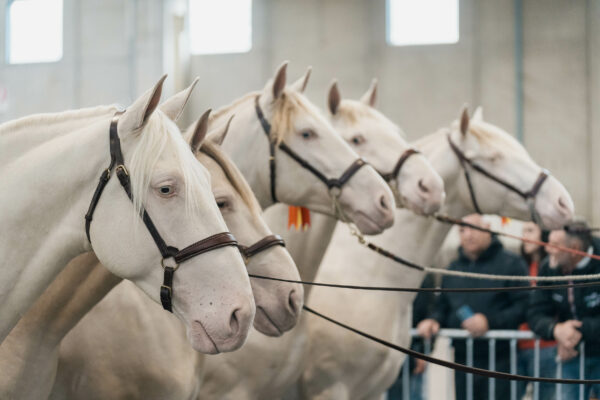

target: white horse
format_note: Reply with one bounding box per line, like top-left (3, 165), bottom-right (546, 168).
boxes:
top-left (0, 82), bottom-right (272, 399)
top-left (300, 107), bottom-right (575, 400)
top-left (47, 111), bottom-right (302, 399)
top-left (0, 76), bottom-right (255, 351)
top-left (211, 62), bottom-right (396, 235)
top-left (194, 80), bottom-right (446, 400)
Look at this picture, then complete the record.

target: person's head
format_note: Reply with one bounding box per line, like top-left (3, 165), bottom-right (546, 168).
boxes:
top-left (459, 214), bottom-right (493, 260)
top-left (546, 220), bottom-right (593, 273)
top-left (521, 222), bottom-right (548, 263)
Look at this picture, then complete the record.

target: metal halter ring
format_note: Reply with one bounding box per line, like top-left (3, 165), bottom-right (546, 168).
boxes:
top-left (329, 186), bottom-right (342, 198)
top-left (161, 257), bottom-right (180, 271)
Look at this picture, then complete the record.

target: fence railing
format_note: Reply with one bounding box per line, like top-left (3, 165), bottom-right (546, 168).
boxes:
top-left (395, 329), bottom-right (587, 400)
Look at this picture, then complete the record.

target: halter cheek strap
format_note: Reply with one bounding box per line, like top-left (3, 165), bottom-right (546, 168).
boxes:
top-left (447, 133), bottom-right (549, 222)
top-left (254, 95), bottom-right (367, 204)
top-left (85, 111), bottom-right (238, 313)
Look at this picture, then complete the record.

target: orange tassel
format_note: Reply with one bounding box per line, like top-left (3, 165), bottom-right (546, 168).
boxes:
top-left (501, 216), bottom-right (511, 226)
top-left (288, 206), bottom-right (311, 230)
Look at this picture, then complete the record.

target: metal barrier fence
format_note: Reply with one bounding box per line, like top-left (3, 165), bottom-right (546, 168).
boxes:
top-left (396, 329), bottom-right (587, 400)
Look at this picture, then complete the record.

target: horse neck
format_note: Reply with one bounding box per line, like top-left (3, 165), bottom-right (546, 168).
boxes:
top-left (213, 95), bottom-right (273, 209)
top-left (0, 253), bottom-right (120, 396)
top-left (0, 114), bottom-right (114, 341)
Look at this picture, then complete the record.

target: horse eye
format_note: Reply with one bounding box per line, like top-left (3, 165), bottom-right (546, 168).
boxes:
top-left (351, 135), bottom-right (365, 145)
top-left (217, 200), bottom-right (227, 209)
top-left (300, 130), bottom-right (317, 140)
top-left (160, 186), bottom-right (172, 195)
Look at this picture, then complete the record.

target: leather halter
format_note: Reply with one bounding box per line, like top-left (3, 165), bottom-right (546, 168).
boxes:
top-left (254, 95), bottom-right (367, 203)
top-left (85, 111), bottom-right (239, 313)
top-left (447, 133), bottom-right (549, 222)
top-left (376, 148), bottom-right (420, 186)
top-left (238, 234), bottom-right (286, 264)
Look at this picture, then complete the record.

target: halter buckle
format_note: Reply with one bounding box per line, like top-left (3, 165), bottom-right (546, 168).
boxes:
top-left (115, 164), bottom-right (129, 176)
top-left (161, 257), bottom-right (180, 271)
top-left (160, 284), bottom-right (172, 296)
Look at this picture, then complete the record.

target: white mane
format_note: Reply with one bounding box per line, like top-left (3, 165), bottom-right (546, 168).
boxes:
top-left (128, 110), bottom-right (210, 219)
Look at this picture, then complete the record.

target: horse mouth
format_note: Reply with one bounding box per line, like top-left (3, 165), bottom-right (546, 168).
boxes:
top-left (253, 307), bottom-right (284, 337)
top-left (351, 211), bottom-right (390, 235)
top-left (191, 320), bottom-right (220, 354)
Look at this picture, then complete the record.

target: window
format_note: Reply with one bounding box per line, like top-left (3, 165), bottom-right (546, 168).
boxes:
top-left (387, 0), bottom-right (459, 46)
top-left (6, 0), bottom-right (63, 64)
top-left (189, 0), bottom-right (252, 55)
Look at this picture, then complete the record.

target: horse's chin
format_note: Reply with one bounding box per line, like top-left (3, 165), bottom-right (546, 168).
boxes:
top-left (253, 307), bottom-right (284, 337)
top-left (188, 321), bottom-right (220, 354)
top-left (351, 211), bottom-right (389, 235)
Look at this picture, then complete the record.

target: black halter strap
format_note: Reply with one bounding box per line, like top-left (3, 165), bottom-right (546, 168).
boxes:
top-left (85, 111), bottom-right (239, 313)
top-left (254, 95), bottom-right (367, 203)
top-left (447, 133), bottom-right (549, 217)
top-left (377, 148), bottom-right (421, 183)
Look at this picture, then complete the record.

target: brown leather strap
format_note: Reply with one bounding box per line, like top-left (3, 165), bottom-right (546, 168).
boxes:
top-left (238, 234), bottom-right (285, 260)
top-left (173, 232), bottom-right (238, 264)
top-left (254, 95), bottom-right (367, 202)
top-left (377, 148), bottom-right (420, 183)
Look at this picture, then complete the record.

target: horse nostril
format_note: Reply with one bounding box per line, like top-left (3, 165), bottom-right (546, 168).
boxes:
top-left (288, 290), bottom-right (301, 316)
top-left (418, 179), bottom-right (430, 194)
top-left (558, 196), bottom-right (566, 209)
top-left (229, 308), bottom-right (240, 335)
top-left (379, 194), bottom-right (389, 210)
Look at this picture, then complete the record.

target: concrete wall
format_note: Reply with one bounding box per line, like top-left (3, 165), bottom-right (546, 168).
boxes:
top-left (0, 0), bottom-right (163, 120)
top-left (0, 0), bottom-right (598, 223)
top-left (185, 0), bottom-right (600, 224)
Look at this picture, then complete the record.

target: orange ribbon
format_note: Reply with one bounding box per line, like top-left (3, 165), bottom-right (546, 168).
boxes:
top-left (288, 206), bottom-right (311, 230)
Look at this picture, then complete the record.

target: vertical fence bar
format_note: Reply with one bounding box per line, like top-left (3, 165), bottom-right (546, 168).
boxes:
top-left (556, 358), bottom-right (563, 400)
top-left (489, 339), bottom-right (496, 400)
top-left (579, 342), bottom-right (585, 400)
top-left (423, 337), bottom-right (432, 400)
top-left (467, 338), bottom-right (474, 400)
top-left (448, 339), bottom-right (453, 399)
top-left (533, 339), bottom-right (540, 400)
top-left (402, 356), bottom-right (409, 400)
top-left (510, 339), bottom-right (517, 400)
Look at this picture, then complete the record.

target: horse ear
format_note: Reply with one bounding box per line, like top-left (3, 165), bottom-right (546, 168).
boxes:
top-left (290, 66), bottom-right (312, 93)
top-left (209, 114), bottom-right (235, 146)
top-left (120, 74), bottom-right (167, 134)
top-left (360, 78), bottom-right (378, 108)
top-left (459, 104), bottom-right (470, 136)
top-left (272, 61), bottom-right (288, 100)
top-left (160, 77), bottom-right (199, 122)
top-left (472, 106), bottom-right (483, 122)
top-left (328, 80), bottom-right (341, 115)
top-left (188, 109), bottom-right (211, 153)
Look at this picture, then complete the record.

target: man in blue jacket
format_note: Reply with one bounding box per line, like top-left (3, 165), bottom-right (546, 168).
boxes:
top-left (418, 214), bottom-right (528, 400)
top-left (528, 221), bottom-right (600, 399)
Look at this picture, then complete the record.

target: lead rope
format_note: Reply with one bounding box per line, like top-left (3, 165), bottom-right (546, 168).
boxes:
top-left (330, 196), bottom-right (600, 282)
top-left (303, 305), bottom-right (600, 385)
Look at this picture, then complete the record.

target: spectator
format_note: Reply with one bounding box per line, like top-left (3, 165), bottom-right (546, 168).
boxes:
top-left (517, 222), bottom-right (556, 400)
top-left (418, 214), bottom-right (528, 400)
top-left (527, 220), bottom-right (600, 400)
top-left (387, 274), bottom-right (436, 400)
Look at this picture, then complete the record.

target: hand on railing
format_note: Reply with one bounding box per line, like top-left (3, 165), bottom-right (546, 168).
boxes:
top-left (417, 318), bottom-right (440, 339)
top-left (461, 313), bottom-right (489, 337)
top-left (553, 319), bottom-right (582, 349)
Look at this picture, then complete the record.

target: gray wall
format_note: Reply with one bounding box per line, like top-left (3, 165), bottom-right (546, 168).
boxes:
top-left (0, 0), bottom-right (163, 119)
top-left (186, 0), bottom-right (600, 224)
top-left (1, 0), bottom-right (598, 223)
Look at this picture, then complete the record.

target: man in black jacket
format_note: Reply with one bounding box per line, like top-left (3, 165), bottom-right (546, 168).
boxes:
top-left (418, 214), bottom-right (528, 400)
top-left (527, 221), bottom-right (600, 399)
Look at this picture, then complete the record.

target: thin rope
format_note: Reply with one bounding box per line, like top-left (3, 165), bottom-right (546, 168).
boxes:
top-left (248, 274), bottom-right (600, 292)
top-left (331, 198), bottom-right (600, 282)
top-left (303, 305), bottom-right (600, 385)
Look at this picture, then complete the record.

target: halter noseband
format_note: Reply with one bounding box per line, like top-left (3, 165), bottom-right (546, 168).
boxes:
top-left (447, 132), bottom-right (549, 222)
top-left (85, 111), bottom-right (239, 313)
top-left (376, 148), bottom-right (421, 184)
top-left (254, 95), bottom-right (367, 204)
top-left (238, 234), bottom-right (286, 264)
